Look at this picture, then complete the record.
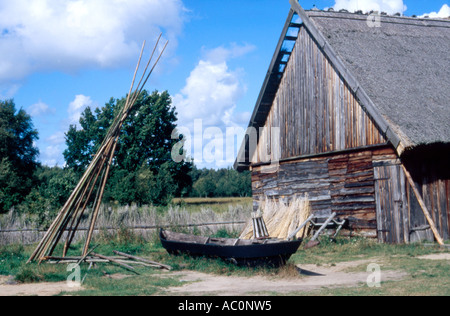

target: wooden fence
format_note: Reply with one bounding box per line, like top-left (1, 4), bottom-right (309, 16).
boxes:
top-left (0, 221), bottom-right (247, 245)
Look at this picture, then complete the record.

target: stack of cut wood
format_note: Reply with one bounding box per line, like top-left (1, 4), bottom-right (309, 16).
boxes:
top-left (28, 36), bottom-right (168, 263)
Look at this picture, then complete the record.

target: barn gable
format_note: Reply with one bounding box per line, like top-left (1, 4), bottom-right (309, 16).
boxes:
top-left (235, 1), bottom-right (450, 243)
top-left (236, 2), bottom-right (450, 170)
top-left (250, 12), bottom-right (387, 165)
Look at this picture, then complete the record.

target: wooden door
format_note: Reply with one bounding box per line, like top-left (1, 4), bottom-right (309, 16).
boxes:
top-left (374, 164), bottom-right (409, 244)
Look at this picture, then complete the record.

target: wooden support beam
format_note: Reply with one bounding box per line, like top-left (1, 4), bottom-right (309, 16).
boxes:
top-left (287, 215), bottom-right (314, 240)
top-left (285, 36), bottom-right (298, 41)
top-left (401, 164), bottom-right (444, 246)
top-left (310, 213), bottom-right (337, 242)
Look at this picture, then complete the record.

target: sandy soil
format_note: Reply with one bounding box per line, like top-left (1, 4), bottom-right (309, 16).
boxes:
top-left (163, 259), bottom-right (408, 295)
top-left (417, 253), bottom-right (450, 261)
top-left (0, 276), bottom-right (83, 296)
top-left (0, 258), bottom-right (413, 296)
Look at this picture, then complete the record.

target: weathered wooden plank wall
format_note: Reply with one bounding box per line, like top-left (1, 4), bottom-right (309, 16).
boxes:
top-left (252, 147), bottom-right (381, 237)
top-left (367, 147), bottom-right (449, 243)
top-left (374, 164), bottom-right (409, 243)
top-left (372, 148), bottom-right (410, 243)
top-left (413, 172), bottom-right (450, 241)
top-left (400, 146), bottom-right (450, 242)
top-left (252, 146), bottom-right (450, 242)
top-left (252, 26), bottom-right (386, 164)
top-left (331, 150), bottom-right (377, 232)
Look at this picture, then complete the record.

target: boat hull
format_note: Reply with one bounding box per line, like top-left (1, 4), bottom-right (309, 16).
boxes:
top-left (160, 229), bottom-right (302, 267)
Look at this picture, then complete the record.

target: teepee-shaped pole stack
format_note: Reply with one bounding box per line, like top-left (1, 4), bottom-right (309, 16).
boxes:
top-left (28, 35), bottom-right (168, 263)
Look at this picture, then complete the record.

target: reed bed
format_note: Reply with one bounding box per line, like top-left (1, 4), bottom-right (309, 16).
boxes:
top-left (0, 203), bottom-right (252, 246)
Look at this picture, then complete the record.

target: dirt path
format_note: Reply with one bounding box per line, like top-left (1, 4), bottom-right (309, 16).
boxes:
top-left (0, 258), bottom-right (411, 296)
top-left (163, 259), bottom-right (408, 295)
top-left (417, 253), bottom-right (450, 261)
top-left (0, 276), bottom-right (82, 296)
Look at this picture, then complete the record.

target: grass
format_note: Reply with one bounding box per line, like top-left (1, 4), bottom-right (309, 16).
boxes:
top-left (1, 233), bottom-right (449, 296)
top-left (1, 198), bottom-right (449, 296)
top-left (172, 197), bottom-right (252, 205)
top-left (171, 197), bottom-right (253, 214)
top-left (287, 236), bottom-right (450, 296)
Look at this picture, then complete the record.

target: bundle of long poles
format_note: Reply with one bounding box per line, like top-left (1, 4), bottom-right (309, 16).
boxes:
top-left (28, 35), bottom-right (168, 263)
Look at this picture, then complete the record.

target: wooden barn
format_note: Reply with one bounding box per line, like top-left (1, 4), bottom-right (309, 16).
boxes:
top-left (235, 1), bottom-right (450, 244)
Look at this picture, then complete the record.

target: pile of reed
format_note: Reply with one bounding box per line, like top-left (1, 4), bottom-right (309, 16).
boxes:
top-left (240, 195), bottom-right (311, 240)
top-left (28, 36), bottom-right (168, 263)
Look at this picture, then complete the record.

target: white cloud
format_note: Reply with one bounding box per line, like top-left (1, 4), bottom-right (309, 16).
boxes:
top-left (173, 60), bottom-right (244, 127)
top-left (42, 145), bottom-right (63, 166)
top-left (172, 43), bottom-right (254, 168)
top-left (420, 4), bottom-right (450, 18)
top-left (68, 94), bottom-right (95, 126)
top-left (40, 132), bottom-right (66, 166)
top-left (0, 83), bottom-right (20, 100)
top-left (333, 0), bottom-right (407, 14)
top-left (46, 131), bottom-right (66, 145)
top-left (0, 0), bottom-right (186, 83)
top-left (27, 101), bottom-right (55, 117)
top-left (39, 95), bottom-right (94, 166)
top-left (202, 43), bottom-right (256, 65)
top-left (173, 43), bottom-right (254, 128)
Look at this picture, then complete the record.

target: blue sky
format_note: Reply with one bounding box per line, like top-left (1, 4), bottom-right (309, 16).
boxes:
top-left (1, 0), bottom-right (448, 168)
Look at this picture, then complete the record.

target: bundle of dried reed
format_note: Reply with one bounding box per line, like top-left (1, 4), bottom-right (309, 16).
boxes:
top-left (28, 36), bottom-right (168, 263)
top-left (240, 195), bottom-right (311, 240)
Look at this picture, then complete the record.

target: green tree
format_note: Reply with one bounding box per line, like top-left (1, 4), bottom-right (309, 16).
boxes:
top-left (0, 158), bottom-right (21, 212)
top-left (17, 166), bottom-right (78, 227)
top-left (64, 103), bottom-right (114, 173)
top-left (192, 176), bottom-right (216, 197)
top-left (63, 90), bottom-right (192, 205)
top-left (190, 167), bottom-right (252, 198)
top-left (0, 100), bottom-right (39, 213)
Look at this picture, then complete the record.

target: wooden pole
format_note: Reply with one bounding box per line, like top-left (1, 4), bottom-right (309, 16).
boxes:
top-left (113, 250), bottom-right (172, 270)
top-left (73, 244), bottom-right (100, 268)
top-left (91, 253), bottom-right (139, 274)
top-left (83, 138), bottom-right (117, 256)
top-left (28, 37), bottom-right (169, 263)
top-left (287, 215), bottom-right (314, 241)
top-left (63, 160), bottom-right (106, 256)
top-left (401, 164), bottom-right (444, 246)
top-left (28, 146), bottom-right (108, 262)
top-left (304, 213), bottom-right (336, 249)
top-left (310, 213), bottom-right (336, 242)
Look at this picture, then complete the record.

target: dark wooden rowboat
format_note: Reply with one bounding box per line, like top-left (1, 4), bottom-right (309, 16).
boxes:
top-left (160, 229), bottom-right (302, 267)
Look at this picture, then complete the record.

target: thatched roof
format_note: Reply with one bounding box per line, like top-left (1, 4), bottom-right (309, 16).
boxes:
top-left (235, 3), bottom-right (450, 170)
top-left (308, 10), bottom-right (450, 150)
